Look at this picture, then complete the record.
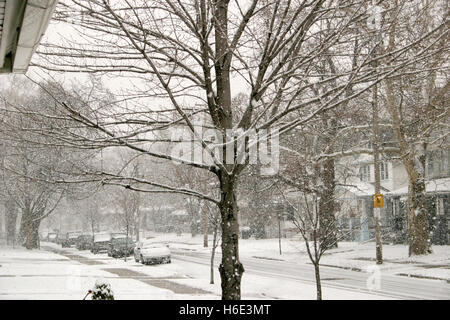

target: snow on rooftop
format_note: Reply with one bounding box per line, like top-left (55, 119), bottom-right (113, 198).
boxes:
top-left (93, 233), bottom-right (111, 242)
top-left (388, 177), bottom-right (450, 196)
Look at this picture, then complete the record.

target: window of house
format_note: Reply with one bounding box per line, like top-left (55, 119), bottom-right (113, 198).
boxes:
top-left (359, 165), bottom-right (370, 181)
top-left (437, 150), bottom-right (450, 177)
top-left (427, 150), bottom-right (450, 179)
top-left (380, 162), bottom-right (389, 180)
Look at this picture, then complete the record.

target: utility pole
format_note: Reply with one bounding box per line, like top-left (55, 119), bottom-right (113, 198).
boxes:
top-left (371, 1), bottom-right (383, 264)
top-left (372, 69), bottom-right (383, 265)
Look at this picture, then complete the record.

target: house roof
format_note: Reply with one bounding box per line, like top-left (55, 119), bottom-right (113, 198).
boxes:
top-left (388, 177), bottom-right (450, 196)
top-left (0, 0), bottom-right (57, 73)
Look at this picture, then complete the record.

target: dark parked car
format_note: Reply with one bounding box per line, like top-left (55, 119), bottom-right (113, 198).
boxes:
top-left (58, 233), bottom-right (68, 246)
top-left (107, 237), bottom-right (135, 258)
top-left (47, 232), bottom-right (58, 243)
top-left (61, 232), bottom-right (81, 248)
top-left (91, 233), bottom-right (111, 254)
top-left (75, 234), bottom-right (93, 250)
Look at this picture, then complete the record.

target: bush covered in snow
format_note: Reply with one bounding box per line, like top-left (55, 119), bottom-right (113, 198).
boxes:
top-left (90, 280), bottom-right (114, 300)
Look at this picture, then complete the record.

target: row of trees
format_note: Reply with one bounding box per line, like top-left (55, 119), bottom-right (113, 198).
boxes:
top-left (0, 79), bottom-right (79, 248)
top-left (0, 0), bottom-right (447, 299)
top-left (0, 81), bottom-right (154, 248)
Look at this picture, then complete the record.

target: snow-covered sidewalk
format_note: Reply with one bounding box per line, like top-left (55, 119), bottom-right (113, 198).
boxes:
top-left (319, 242), bottom-right (450, 282)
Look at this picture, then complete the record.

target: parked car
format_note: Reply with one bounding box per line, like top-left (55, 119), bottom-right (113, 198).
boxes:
top-left (61, 232), bottom-right (81, 248)
top-left (111, 232), bottom-right (127, 239)
top-left (108, 237), bottom-right (135, 258)
top-left (75, 234), bottom-right (93, 250)
top-left (134, 241), bottom-right (171, 265)
top-left (47, 232), bottom-right (58, 243)
top-left (106, 233), bottom-right (127, 256)
top-left (91, 233), bottom-right (112, 254)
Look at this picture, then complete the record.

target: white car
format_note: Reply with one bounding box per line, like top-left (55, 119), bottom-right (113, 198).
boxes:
top-left (134, 241), bottom-right (171, 265)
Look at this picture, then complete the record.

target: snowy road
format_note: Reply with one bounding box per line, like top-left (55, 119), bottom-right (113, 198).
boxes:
top-left (171, 249), bottom-right (450, 300)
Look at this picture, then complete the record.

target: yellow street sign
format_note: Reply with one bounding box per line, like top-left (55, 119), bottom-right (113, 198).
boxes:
top-left (374, 194), bottom-right (384, 208)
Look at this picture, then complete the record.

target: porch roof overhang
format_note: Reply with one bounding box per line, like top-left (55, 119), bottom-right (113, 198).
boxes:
top-left (0, 0), bottom-right (57, 74)
top-left (337, 181), bottom-right (391, 199)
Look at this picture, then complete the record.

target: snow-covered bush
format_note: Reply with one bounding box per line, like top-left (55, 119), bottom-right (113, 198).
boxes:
top-left (90, 280), bottom-right (114, 300)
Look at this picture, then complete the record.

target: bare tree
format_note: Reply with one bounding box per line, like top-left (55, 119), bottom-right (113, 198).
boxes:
top-left (279, 186), bottom-right (367, 300)
top-left (382, 0), bottom-right (449, 256)
top-left (0, 80), bottom-right (71, 248)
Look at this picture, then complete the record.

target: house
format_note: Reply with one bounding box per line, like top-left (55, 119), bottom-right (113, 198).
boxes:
top-left (0, 0), bottom-right (57, 73)
top-left (387, 149), bottom-right (450, 245)
top-left (336, 149), bottom-right (450, 244)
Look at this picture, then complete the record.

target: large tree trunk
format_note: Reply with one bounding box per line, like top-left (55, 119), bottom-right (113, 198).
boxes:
top-left (388, 150), bottom-right (431, 257)
top-left (406, 143), bottom-right (431, 256)
top-left (19, 208), bottom-right (41, 249)
top-left (218, 172), bottom-right (244, 300)
top-left (212, 0), bottom-right (244, 300)
top-left (5, 199), bottom-right (18, 246)
top-left (408, 177), bottom-right (430, 256)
